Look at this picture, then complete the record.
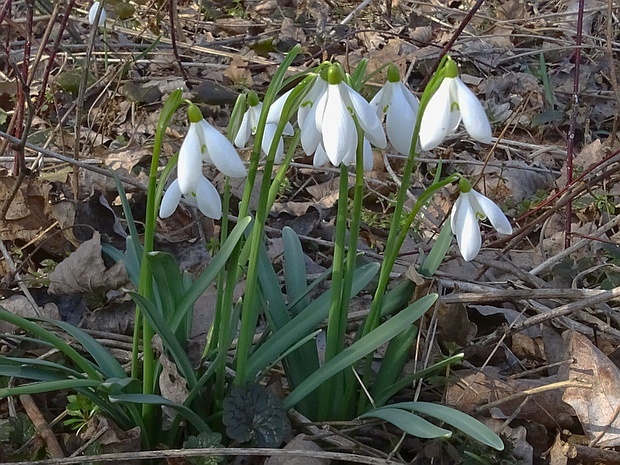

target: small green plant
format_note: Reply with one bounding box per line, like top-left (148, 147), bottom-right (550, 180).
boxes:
top-left (64, 394), bottom-right (101, 435)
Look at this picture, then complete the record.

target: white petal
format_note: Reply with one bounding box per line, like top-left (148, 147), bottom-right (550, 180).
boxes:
top-left (419, 78), bottom-right (456, 151)
top-left (261, 124), bottom-right (284, 162)
top-left (283, 122), bottom-right (294, 136)
top-left (298, 78), bottom-right (327, 127)
top-left (386, 83), bottom-right (419, 155)
top-left (343, 83), bottom-right (386, 149)
top-left (199, 120), bottom-right (247, 178)
top-left (159, 179), bottom-right (182, 218)
top-left (313, 143), bottom-right (330, 167)
top-left (177, 124), bottom-right (204, 195)
top-left (321, 84), bottom-right (356, 165)
top-left (470, 190), bottom-right (512, 234)
top-left (369, 85), bottom-right (390, 119)
top-left (89, 2), bottom-right (105, 26)
top-left (451, 194), bottom-right (481, 261)
top-left (363, 138), bottom-right (373, 171)
top-left (454, 78), bottom-right (492, 144)
top-left (300, 102), bottom-right (321, 155)
top-left (234, 111), bottom-right (252, 149)
top-left (249, 104), bottom-right (263, 135)
top-left (195, 176), bottom-right (222, 219)
top-left (267, 89), bottom-right (293, 124)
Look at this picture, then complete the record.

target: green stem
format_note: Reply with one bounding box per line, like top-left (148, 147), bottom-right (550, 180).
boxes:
top-left (135, 89), bottom-right (183, 446)
top-left (316, 163), bottom-right (349, 420)
top-left (234, 46), bottom-right (301, 385)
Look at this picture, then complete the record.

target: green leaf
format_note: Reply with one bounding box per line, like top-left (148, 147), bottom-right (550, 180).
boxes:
top-left (247, 262), bottom-right (380, 380)
top-left (174, 216), bottom-right (251, 331)
top-left (359, 407), bottom-right (452, 439)
top-left (386, 402), bottom-right (504, 450)
top-left (0, 356), bottom-right (83, 379)
top-left (42, 319), bottom-right (126, 379)
top-left (419, 220), bottom-right (453, 278)
top-left (282, 227), bottom-right (310, 317)
top-left (129, 292), bottom-right (197, 388)
top-left (283, 293), bottom-right (437, 410)
top-left (0, 379), bottom-right (102, 398)
top-left (109, 393), bottom-right (209, 432)
top-left (374, 353), bottom-right (464, 406)
top-left (183, 431), bottom-right (224, 465)
top-left (0, 309), bottom-right (100, 380)
top-left (222, 383), bottom-right (291, 447)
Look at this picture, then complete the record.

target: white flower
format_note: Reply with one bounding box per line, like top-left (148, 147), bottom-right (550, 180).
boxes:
top-left (159, 104), bottom-right (246, 219)
top-left (419, 60), bottom-right (492, 151)
top-left (298, 76), bottom-right (328, 157)
top-left (450, 186), bottom-right (512, 261)
top-left (88, 1), bottom-right (106, 26)
top-left (159, 176), bottom-right (222, 219)
top-left (234, 92), bottom-right (294, 163)
top-left (301, 67), bottom-right (386, 167)
top-left (370, 66), bottom-right (420, 156)
top-left (315, 137), bottom-right (374, 171)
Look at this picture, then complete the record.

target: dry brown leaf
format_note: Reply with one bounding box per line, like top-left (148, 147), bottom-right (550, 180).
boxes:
top-left (0, 295), bottom-right (59, 333)
top-left (48, 231), bottom-right (129, 295)
top-left (80, 417), bottom-right (140, 464)
top-left (559, 331), bottom-right (620, 447)
top-left (446, 367), bottom-right (576, 428)
top-left (223, 56), bottom-right (254, 87)
top-left (265, 434), bottom-right (329, 465)
top-left (159, 349), bottom-right (189, 427)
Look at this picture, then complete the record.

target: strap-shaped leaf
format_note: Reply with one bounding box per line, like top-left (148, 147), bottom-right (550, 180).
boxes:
top-left (283, 293), bottom-right (437, 409)
top-left (359, 407), bottom-right (451, 439)
top-left (384, 402), bottom-right (504, 450)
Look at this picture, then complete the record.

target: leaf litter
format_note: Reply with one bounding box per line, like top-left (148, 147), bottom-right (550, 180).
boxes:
top-left (1, 0), bottom-right (620, 462)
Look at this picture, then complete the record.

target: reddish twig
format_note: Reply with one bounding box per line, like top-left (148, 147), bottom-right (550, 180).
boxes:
top-left (564, 0), bottom-right (585, 249)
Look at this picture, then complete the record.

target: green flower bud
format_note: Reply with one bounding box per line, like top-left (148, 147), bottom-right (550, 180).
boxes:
top-left (187, 103), bottom-right (203, 123)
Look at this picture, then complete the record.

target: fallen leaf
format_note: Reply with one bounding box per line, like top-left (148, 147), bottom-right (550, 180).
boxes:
top-left (0, 295), bottom-right (59, 333)
top-left (559, 331), bottom-right (620, 447)
top-left (48, 231), bottom-right (129, 295)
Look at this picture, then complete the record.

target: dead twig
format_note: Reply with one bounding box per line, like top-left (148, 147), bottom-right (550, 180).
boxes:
top-left (19, 394), bottom-right (65, 459)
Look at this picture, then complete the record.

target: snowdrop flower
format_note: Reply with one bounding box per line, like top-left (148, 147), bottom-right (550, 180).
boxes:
top-left (159, 104), bottom-right (246, 219)
top-left (300, 65), bottom-right (386, 167)
top-left (370, 64), bottom-right (420, 156)
top-left (88, 1), bottom-right (106, 27)
top-left (314, 137), bottom-right (374, 171)
top-left (450, 178), bottom-right (512, 261)
top-left (419, 58), bottom-right (492, 151)
top-left (159, 176), bottom-right (223, 219)
top-left (234, 91), bottom-right (294, 163)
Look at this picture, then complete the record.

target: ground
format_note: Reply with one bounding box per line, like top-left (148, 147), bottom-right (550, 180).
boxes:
top-left (1, 0), bottom-right (620, 463)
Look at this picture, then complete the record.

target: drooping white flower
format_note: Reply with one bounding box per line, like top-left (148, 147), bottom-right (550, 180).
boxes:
top-left (159, 176), bottom-right (222, 219)
top-left (419, 58), bottom-right (492, 151)
top-left (301, 65), bottom-right (386, 167)
top-left (88, 1), bottom-right (106, 26)
top-left (234, 91), bottom-right (294, 163)
top-left (370, 64), bottom-right (420, 156)
top-left (159, 104), bottom-right (246, 219)
top-left (298, 75), bottom-right (328, 157)
top-left (450, 179), bottom-right (512, 261)
top-left (315, 137), bottom-right (374, 171)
